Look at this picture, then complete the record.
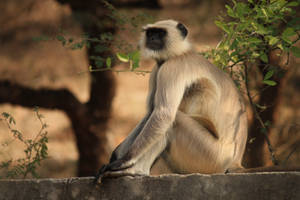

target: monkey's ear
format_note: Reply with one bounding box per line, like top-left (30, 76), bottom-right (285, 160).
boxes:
top-left (177, 23), bottom-right (188, 38)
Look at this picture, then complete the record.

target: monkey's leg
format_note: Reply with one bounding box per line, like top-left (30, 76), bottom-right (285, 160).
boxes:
top-left (94, 114), bottom-right (152, 184)
top-left (99, 132), bottom-right (168, 178)
top-left (157, 111), bottom-right (240, 174)
top-left (97, 112), bottom-right (171, 177)
top-left (108, 114), bottom-right (151, 163)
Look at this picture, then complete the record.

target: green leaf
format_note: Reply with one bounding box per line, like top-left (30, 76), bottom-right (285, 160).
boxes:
top-left (282, 27), bottom-right (296, 44)
top-left (256, 25), bottom-right (269, 35)
top-left (100, 33), bottom-right (113, 41)
top-left (56, 35), bottom-right (66, 42)
top-left (132, 60), bottom-right (139, 70)
top-left (291, 46), bottom-right (300, 58)
top-left (225, 5), bottom-right (235, 18)
top-left (282, 28), bottom-right (297, 37)
top-left (268, 36), bottom-right (279, 46)
top-left (95, 60), bottom-right (104, 68)
top-left (277, 43), bottom-right (284, 50)
top-left (71, 42), bottom-right (84, 50)
top-left (286, 1), bottom-right (299, 7)
top-left (95, 45), bottom-right (108, 53)
top-left (248, 37), bottom-right (262, 44)
top-left (85, 41), bottom-right (90, 49)
top-left (132, 51), bottom-right (140, 70)
top-left (255, 103), bottom-right (267, 110)
top-left (132, 51), bottom-right (140, 62)
top-left (287, 17), bottom-right (300, 30)
top-left (2, 112), bottom-right (10, 119)
top-left (106, 57), bottom-right (112, 68)
top-left (264, 70), bottom-right (274, 80)
top-left (263, 80), bottom-right (277, 86)
top-left (116, 53), bottom-right (129, 62)
top-left (260, 53), bottom-right (268, 63)
top-left (261, 8), bottom-right (269, 19)
top-left (264, 120), bottom-right (271, 127)
top-left (236, 2), bottom-right (248, 18)
top-left (215, 20), bottom-right (231, 34)
top-left (9, 116), bottom-right (16, 125)
top-left (282, 37), bottom-right (292, 44)
top-left (252, 22), bottom-right (269, 35)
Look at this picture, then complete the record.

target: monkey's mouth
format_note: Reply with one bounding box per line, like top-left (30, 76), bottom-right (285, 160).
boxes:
top-left (146, 41), bottom-right (164, 51)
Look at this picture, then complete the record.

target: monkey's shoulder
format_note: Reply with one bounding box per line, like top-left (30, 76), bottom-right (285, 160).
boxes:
top-left (161, 52), bottom-right (216, 71)
top-left (158, 52), bottom-right (225, 81)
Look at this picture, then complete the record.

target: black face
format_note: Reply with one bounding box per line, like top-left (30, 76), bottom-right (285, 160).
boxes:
top-left (145, 28), bottom-right (167, 51)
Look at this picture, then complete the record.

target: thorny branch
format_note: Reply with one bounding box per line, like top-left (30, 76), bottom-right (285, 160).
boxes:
top-left (244, 63), bottom-right (279, 165)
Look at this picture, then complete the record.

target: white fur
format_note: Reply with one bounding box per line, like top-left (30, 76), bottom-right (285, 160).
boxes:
top-left (139, 20), bottom-right (192, 60)
top-left (103, 20), bottom-right (248, 177)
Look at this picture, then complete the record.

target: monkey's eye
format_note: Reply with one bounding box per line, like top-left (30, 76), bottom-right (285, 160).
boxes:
top-left (159, 31), bottom-right (167, 37)
top-left (146, 28), bottom-right (167, 38)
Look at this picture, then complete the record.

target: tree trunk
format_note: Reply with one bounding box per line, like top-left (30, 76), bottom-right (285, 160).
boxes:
top-left (56, 1), bottom-right (117, 176)
top-left (244, 59), bottom-right (286, 167)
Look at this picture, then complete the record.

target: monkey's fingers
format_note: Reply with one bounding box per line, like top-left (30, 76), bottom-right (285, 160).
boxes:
top-left (101, 171), bottom-right (146, 178)
top-left (94, 165), bottom-right (108, 184)
top-left (94, 160), bottom-right (138, 184)
top-left (106, 159), bottom-right (134, 171)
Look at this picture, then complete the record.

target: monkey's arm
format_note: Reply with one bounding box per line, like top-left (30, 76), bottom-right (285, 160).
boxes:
top-left (102, 64), bottom-right (189, 175)
top-left (108, 66), bottom-right (159, 163)
top-left (109, 113), bottom-right (151, 163)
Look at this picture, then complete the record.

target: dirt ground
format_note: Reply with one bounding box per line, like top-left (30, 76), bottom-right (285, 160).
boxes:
top-left (0, 0), bottom-right (299, 178)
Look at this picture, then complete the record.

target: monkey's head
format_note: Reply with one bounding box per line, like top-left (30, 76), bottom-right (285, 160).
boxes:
top-left (139, 20), bottom-right (191, 61)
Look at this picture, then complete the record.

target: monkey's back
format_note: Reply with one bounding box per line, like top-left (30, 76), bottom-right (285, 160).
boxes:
top-left (173, 52), bottom-right (247, 137)
top-left (159, 52), bottom-right (248, 173)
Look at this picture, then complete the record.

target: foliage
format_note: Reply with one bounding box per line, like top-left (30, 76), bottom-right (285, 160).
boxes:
top-left (32, 1), bottom-right (153, 75)
top-left (205, 0), bottom-right (300, 81)
top-left (86, 1), bottom-right (153, 74)
top-left (0, 108), bottom-right (48, 178)
top-left (204, 0), bottom-right (300, 164)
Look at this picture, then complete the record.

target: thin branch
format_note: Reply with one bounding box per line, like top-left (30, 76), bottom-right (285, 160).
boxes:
top-left (251, 85), bottom-right (271, 99)
top-left (228, 58), bottom-right (246, 69)
top-left (283, 145), bottom-right (299, 165)
top-left (32, 108), bottom-right (47, 144)
top-left (244, 64), bottom-right (279, 165)
top-left (79, 68), bottom-right (151, 75)
top-left (292, 32), bottom-right (300, 45)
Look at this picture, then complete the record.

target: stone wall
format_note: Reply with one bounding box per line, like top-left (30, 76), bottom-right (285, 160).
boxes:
top-left (0, 172), bottom-right (299, 200)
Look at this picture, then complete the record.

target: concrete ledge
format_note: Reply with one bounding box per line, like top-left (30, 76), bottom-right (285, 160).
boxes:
top-left (0, 172), bottom-right (299, 200)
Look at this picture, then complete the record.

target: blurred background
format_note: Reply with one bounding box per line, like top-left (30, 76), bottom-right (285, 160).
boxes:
top-left (0, 0), bottom-right (299, 178)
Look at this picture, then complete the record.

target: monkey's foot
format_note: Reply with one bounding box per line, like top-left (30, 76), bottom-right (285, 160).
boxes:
top-left (94, 160), bottom-right (146, 184)
top-left (94, 170), bottom-right (145, 184)
top-left (224, 167), bottom-right (245, 174)
top-left (94, 165), bottom-right (108, 184)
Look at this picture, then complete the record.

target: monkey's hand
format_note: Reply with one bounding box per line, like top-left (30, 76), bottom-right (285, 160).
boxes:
top-left (94, 158), bottom-right (145, 184)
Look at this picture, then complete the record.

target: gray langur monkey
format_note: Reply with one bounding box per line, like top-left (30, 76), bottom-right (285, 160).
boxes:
top-left (95, 19), bottom-right (248, 181)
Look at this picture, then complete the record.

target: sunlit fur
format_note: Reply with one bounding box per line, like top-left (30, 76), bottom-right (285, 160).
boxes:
top-left (93, 20), bottom-right (300, 181)
top-left (100, 20), bottom-right (248, 178)
top-left (139, 19), bottom-right (192, 60)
